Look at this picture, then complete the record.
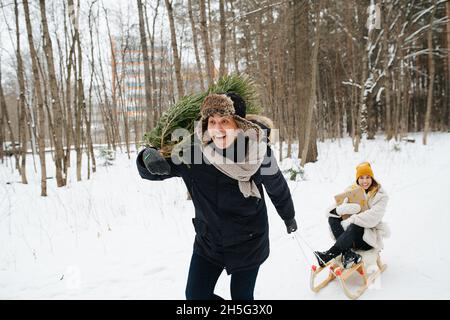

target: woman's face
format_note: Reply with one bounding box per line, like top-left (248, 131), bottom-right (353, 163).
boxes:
top-left (207, 114), bottom-right (239, 149)
top-left (358, 175), bottom-right (373, 190)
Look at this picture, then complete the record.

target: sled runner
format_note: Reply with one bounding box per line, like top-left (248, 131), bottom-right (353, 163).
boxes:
top-left (310, 249), bottom-right (387, 299)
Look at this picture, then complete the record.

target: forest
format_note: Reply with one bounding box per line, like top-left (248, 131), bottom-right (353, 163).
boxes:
top-left (0, 0), bottom-right (448, 196)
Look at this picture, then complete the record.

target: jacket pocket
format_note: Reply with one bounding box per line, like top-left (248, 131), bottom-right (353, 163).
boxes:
top-left (222, 229), bottom-right (264, 247)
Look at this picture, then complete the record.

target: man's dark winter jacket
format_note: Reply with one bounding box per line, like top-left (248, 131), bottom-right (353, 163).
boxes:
top-left (136, 140), bottom-right (295, 274)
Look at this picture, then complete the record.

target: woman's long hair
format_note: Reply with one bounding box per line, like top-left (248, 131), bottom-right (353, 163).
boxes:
top-left (361, 178), bottom-right (380, 200)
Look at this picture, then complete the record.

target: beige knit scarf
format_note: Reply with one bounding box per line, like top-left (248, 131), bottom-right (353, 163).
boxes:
top-left (194, 121), bottom-right (267, 199)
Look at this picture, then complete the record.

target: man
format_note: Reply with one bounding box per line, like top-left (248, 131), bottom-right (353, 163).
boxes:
top-left (137, 92), bottom-right (298, 300)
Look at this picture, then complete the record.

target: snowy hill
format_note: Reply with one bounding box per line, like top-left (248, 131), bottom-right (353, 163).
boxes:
top-left (1, 133), bottom-right (449, 299)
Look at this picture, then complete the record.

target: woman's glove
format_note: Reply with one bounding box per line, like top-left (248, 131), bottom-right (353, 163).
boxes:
top-left (336, 197), bottom-right (361, 216)
top-left (142, 148), bottom-right (171, 175)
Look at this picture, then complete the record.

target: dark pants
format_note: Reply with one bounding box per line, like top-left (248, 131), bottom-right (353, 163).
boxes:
top-left (185, 252), bottom-right (259, 300)
top-left (328, 216), bottom-right (372, 254)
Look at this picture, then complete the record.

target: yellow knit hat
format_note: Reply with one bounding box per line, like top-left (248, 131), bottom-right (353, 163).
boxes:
top-left (356, 162), bottom-right (374, 180)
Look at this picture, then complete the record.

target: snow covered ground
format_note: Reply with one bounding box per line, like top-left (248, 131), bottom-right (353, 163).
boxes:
top-left (1, 133), bottom-right (449, 300)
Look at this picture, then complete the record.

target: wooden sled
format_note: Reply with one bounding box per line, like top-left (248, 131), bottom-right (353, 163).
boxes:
top-left (310, 249), bottom-right (387, 299)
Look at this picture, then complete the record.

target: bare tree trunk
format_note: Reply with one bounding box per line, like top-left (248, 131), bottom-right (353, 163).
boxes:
top-left (354, 51), bottom-right (367, 152)
top-left (402, 61), bottom-right (411, 136)
top-left (73, 45), bottom-right (82, 182)
top-left (0, 67), bottom-right (22, 172)
top-left (228, 0), bottom-right (240, 74)
top-left (199, 0), bottom-right (215, 86)
top-left (291, 1), bottom-right (306, 158)
top-left (446, 1), bottom-right (450, 131)
top-left (75, 0), bottom-right (92, 180)
top-left (144, 0), bottom-right (161, 126)
top-left (206, 0), bottom-right (216, 66)
top-left (393, 19), bottom-right (404, 140)
top-left (103, 6), bottom-right (121, 150)
top-left (11, 5), bottom-right (27, 178)
top-left (64, 0), bottom-right (81, 182)
top-left (291, 0), bottom-right (317, 162)
top-left (256, 13), bottom-right (265, 88)
top-left (159, 29), bottom-right (167, 110)
top-left (39, 0), bottom-right (65, 187)
top-left (60, 1), bottom-right (73, 180)
top-left (95, 87), bottom-right (112, 149)
top-left (0, 67), bottom-right (3, 163)
top-left (137, 0), bottom-right (154, 131)
top-left (394, 62), bottom-right (402, 140)
top-left (423, 0), bottom-right (437, 145)
top-left (165, 0), bottom-right (185, 98)
top-left (219, 0), bottom-right (227, 78)
top-left (23, 0), bottom-right (47, 195)
top-left (123, 109), bottom-right (130, 158)
top-left (14, 0), bottom-right (28, 184)
top-left (188, 0), bottom-right (205, 90)
top-left (87, 1), bottom-right (97, 173)
top-left (300, 0), bottom-right (321, 166)
top-left (114, 32), bottom-right (130, 157)
top-left (63, 36), bottom-right (76, 179)
top-left (37, 57), bottom-right (56, 152)
top-left (355, 1), bottom-right (377, 152)
top-left (382, 1), bottom-right (393, 140)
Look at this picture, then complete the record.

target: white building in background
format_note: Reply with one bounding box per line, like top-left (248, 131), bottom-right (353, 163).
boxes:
top-left (111, 36), bottom-right (165, 119)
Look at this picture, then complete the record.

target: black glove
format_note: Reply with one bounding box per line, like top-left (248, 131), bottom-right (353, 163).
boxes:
top-left (142, 147), bottom-right (171, 175)
top-left (285, 218), bottom-right (298, 234)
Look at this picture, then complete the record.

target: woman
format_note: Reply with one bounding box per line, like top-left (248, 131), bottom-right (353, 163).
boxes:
top-left (314, 162), bottom-right (390, 269)
top-left (136, 92), bottom-right (298, 300)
